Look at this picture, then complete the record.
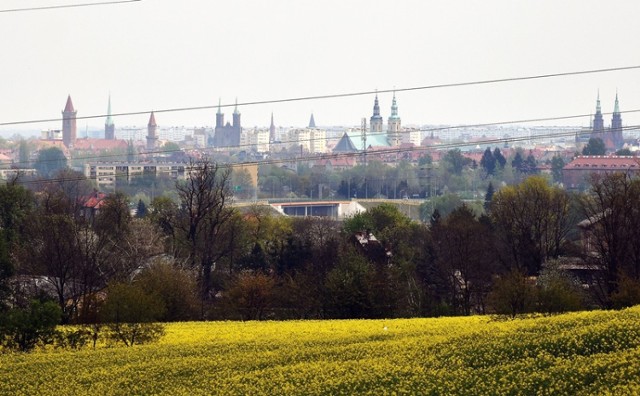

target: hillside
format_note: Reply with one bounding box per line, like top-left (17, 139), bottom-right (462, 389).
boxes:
top-left (2, 307), bottom-right (640, 395)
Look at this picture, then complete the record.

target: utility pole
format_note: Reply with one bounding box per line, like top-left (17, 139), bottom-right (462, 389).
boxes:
top-left (362, 118), bottom-right (367, 199)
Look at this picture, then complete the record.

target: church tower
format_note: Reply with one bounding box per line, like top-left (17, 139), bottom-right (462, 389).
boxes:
top-left (146, 112), bottom-right (158, 151)
top-left (216, 98), bottom-right (224, 128)
top-left (104, 94), bottom-right (115, 140)
top-left (591, 91), bottom-right (605, 138)
top-left (611, 93), bottom-right (623, 150)
top-left (62, 95), bottom-right (77, 148)
top-left (370, 94), bottom-right (383, 133)
top-left (309, 113), bottom-right (316, 128)
top-left (269, 113), bottom-right (276, 142)
top-left (232, 98), bottom-right (241, 131)
top-left (387, 92), bottom-right (401, 146)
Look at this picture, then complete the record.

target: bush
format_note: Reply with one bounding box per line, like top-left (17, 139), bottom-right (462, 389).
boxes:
top-left (0, 300), bottom-right (61, 352)
top-left (100, 283), bottom-right (165, 347)
top-left (487, 270), bottom-right (537, 317)
top-left (536, 260), bottom-right (585, 313)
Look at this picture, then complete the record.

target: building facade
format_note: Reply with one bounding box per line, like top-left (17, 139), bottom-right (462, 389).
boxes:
top-left (590, 93), bottom-right (624, 152)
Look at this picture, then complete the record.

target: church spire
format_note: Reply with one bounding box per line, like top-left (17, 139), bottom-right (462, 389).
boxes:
top-left (389, 91), bottom-right (399, 119)
top-left (105, 94), bottom-right (114, 126)
top-left (309, 113), bottom-right (316, 128)
top-left (217, 98), bottom-right (222, 115)
top-left (373, 92), bottom-right (381, 117)
top-left (269, 112), bottom-right (276, 142)
top-left (596, 90), bottom-right (601, 114)
top-left (614, 91), bottom-right (620, 114)
top-left (233, 97), bottom-right (240, 115)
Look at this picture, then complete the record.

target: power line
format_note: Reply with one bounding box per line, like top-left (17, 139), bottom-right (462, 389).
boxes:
top-left (14, 124), bottom-right (640, 187)
top-left (2, 64), bottom-right (639, 126)
top-left (0, 0), bottom-right (140, 13)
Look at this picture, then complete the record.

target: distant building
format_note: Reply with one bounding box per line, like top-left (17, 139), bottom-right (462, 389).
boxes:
top-left (287, 128), bottom-right (327, 153)
top-left (146, 112), bottom-right (158, 151)
top-left (387, 93), bottom-right (402, 146)
top-left (105, 95), bottom-right (115, 140)
top-left (212, 99), bottom-right (241, 148)
top-left (241, 128), bottom-right (270, 153)
top-left (563, 155), bottom-right (640, 189)
top-left (62, 95), bottom-right (77, 148)
top-left (590, 92), bottom-right (624, 152)
top-left (370, 94), bottom-right (383, 133)
top-left (269, 113), bottom-right (276, 143)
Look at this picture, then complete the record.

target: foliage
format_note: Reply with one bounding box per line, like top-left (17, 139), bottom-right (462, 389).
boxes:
top-left (0, 300), bottom-right (61, 352)
top-left (224, 272), bottom-right (275, 320)
top-left (582, 137), bottom-right (606, 155)
top-left (443, 149), bottom-right (471, 175)
top-left (34, 147), bottom-right (67, 177)
top-left (3, 308), bottom-right (640, 393)
top-left (100, 282), bottom-right (166, 347)
top-left (487, 270), bottom-right (537, 317)
top-left (491, 176), bottom-right (573, 275)
top-left (536, 259), bottom-right (585, 313)
top-left (551, 155), bottom-right (565, 183)
top-left (615, 148), bottom-right (633, 156)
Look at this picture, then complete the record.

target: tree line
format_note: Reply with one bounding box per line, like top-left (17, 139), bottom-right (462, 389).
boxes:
top-left (2, 159), bottom-right (640, 351)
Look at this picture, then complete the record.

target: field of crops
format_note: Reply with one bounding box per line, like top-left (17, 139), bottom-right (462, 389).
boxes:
top-left (2, 307), bottom-right (640, 395)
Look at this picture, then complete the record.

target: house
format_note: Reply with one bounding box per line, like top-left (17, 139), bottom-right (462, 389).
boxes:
top-left (563, 156), bottom-right (640, 189)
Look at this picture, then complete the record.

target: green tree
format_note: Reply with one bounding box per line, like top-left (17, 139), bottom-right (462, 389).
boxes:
top-left (325, 247), bottom-right (373, 318)
top-left (484, 182), bottom-right (495, 212)
top-left (487, 269), bottom-right (537, 317)
top-left (443, 149), bottom-right (471, 175)
top-left (582, 137), bottom-right (606, 156)
top-left (0, 300), bottom-right (61, 352)
top-left (493, 148), bottom-right (507, 168)
top-left (615, 148), bottom-right (633, 156)
top-left (480, 147), bottom-right (496, 176)
top-left (100, 282), bottom-right (165, 347)
top-left (491, 176), bottom-right (573, 275)
top-left (34, 147), bottom-right (67, 177)
top-left (18, 140), bottom-right (30, 168)
top-left (551, 155), bottom-right (565, 184)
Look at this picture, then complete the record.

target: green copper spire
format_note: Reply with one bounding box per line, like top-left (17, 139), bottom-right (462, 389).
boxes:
top-left (596, 90), bottom-right (601, 113)
top-left (389, 91), bottom-right (399, 119)
top-left (105, 94), bottom-right (114, 126)
top-left (614, 91), bottom-right (620, 114)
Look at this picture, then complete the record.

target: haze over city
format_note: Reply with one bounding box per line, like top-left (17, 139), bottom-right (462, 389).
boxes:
top-left (2, 0), bottom-right (640, 133)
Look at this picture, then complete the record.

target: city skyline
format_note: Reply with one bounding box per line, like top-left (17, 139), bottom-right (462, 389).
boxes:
top-left (1, 1), bottom-right (640, 132)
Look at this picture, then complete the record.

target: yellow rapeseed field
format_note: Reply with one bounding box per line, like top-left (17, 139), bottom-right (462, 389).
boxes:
top-left (2, 307), bottom-right (640, 395)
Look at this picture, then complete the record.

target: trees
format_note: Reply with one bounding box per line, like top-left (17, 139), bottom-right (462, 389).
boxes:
top-left (0, 300), bottom-right (61, 352)
top-left (491, 176), bottom-right (573, 275)
top-left (34, 147), bottom-right (67, 177)
top-left (100, 282), bottom-right (165, 347)
top-left (443, 149), bottom-right (471, 175)
top-left (480, 148), bottom-right (496, 176)
top-left (551, 155), bottom-right (565, 184)
top-left (582, 137), bottom-right (606, 156)
top-left (431, 205), bottom-right (495, 315)
top-left (578, 172), bottom-right (640, 306)
top-left (174, 159), bottom-right (235, 303)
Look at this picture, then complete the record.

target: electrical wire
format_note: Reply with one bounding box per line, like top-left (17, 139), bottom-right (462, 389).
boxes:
top-left (1, 64), bottom-right (639, 126)
top-left (0, 0), bottom-right (140, 13)
top-left (12, 123), bottom-right (640, 187)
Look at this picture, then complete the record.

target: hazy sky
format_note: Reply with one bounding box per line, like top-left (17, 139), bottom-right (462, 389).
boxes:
top-left (2, 0), bottom-right (640, 133)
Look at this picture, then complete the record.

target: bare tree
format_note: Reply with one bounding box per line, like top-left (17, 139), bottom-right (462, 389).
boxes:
top-left (174, 159), bottom-right (235, 302)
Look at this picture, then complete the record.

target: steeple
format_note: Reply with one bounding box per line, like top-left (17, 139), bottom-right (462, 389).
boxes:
top-left (373, 93), bottom-right (381, 117)
top-left (370, 92), bottom-right (383, 133)
top-left (215, 98), bottom-right (224, 128)
top-left (611, 92), bottom-right (623, 150)
top-left (146, 111), bottom-right (158, 151)
top-left (614, 91), bottom-right (620, 114)
top-left (232, 98), bottom-right (241, 128)
top-left (233, 97), bottom-right (240, 115)
top-left (309, 113), bottom-right (316, 128)
top-left (592, 91), bottom-right (604, 135)
top-left (64, 95), bottom-right (75, 113)
top-left (62, 95), bottom-right (77, 148)
top-left (389, 92), bottom-right (399, 119)
top-left (269, 112), bottom-right (276, 142)
top-left (105, 94), bottom-right (114, 126)
top-left (104, 94), bottom-right (115, 140)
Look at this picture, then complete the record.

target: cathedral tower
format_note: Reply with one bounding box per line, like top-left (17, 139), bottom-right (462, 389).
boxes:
top-left (62, 95), bottom-right (77, 148)
top-left (370, 94), bottom-right (383, 133)
top-left (611, 93), bottom-right (623, 150)
top-left (269, 113), bottom-right (276, 142)
top-left (591, 91), bottom-right (605, 138)
top-left (387, 92), bottom-right (401, 146)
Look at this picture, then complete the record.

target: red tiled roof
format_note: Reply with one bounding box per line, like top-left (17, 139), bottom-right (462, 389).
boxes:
top-left (564, 155), bottom-right (640, 170)
top-left (73, 138), bottom-right (128, 151)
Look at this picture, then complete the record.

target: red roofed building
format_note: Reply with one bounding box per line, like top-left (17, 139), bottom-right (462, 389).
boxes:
top-left (81, 190), bottom-right (108, 221)
top-left (73, 138), bottom-right (129, 152)
top-left (563, 155), bottom-right (640, 189)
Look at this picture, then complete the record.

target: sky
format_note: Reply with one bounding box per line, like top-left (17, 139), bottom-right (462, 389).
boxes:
top-left (1, 0), bottom-right (640, 134)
